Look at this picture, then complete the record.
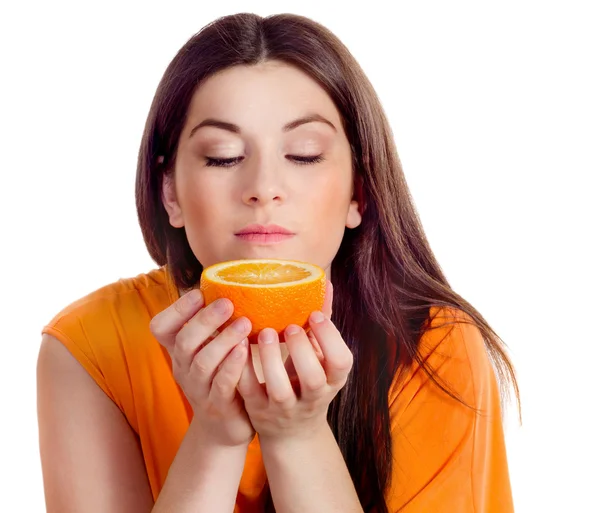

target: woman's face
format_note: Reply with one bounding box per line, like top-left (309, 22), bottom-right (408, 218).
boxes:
top-left (162, 61), bottom-right (362, 277)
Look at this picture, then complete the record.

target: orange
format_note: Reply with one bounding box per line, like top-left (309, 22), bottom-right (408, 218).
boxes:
top-left (200, 259), bottom-right (326, 340)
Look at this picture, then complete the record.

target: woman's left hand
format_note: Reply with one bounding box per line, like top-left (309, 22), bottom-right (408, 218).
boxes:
top-left (237, 281), bottom-right (353, 442)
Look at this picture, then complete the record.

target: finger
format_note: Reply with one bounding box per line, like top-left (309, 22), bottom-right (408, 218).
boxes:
top-left (322, 280), bottom-right (333, 319)
top-left (284, 325), bottom-right (327, 400)
top-left (190, 316), bottom-right (252, 388)
top-left (209, 339), bottom-right (249, 404)
top-left (283, 350), bottom-right (298, 378)
top-left (237, 348), bottom-right (264, 399)
top-left (174, 298), bottom-right (234, 371)
top-left (258, 328), bottom-right (295, 405)
top-left (149, 289), bottom-right (204, 352)
top-left (293, 328), bottom-right (325, 373)
top-left (306, 330), bottom-right (325, 363)
top-left (308, 311), bottom-right (353, 387)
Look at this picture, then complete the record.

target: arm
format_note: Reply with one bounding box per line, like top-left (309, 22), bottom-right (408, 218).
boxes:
top-left (154, 417), bottom-right (248, 512)
top-left (237, 282), bottom-right (363, 513)
top-left (37, 334), bottom-right (248, 513)
top-left (259, 424), bottom-right (362, 513)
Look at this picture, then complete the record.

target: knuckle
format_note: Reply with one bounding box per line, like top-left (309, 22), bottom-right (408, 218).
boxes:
top-left (328, 352), bottom-right (353, 378)
top-left (173, 300), bottom-right (186, 316)
top-left (173, 295), bottom-right (199, 320)
top-left (148, 316), bottom-right (165, 338)
top-left (199, 304), bottom-right (226, 328)
top-left (270, 391), bottom-right (293, 405)
top-left (191, 356), bottom-right (212, 376)
top-left (338, 350), bottom-right (354, 371)
top-left (212, 376), bottom-right (231, 397)
top-left (304, 375), bottom-right (327, 392)
top-left (224, 316), bottom-right (250, 336)
top-left (346, 355), bottom-right (354, 370)
top-left (329, 360), bottom-right (348, 373)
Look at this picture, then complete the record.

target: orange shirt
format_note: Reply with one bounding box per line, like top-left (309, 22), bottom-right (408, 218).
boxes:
top-left (41, 266), bottom-right (513, 512)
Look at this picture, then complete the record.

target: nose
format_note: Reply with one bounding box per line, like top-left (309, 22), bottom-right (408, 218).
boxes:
top-left (241, 155), bottom-right (287, 206)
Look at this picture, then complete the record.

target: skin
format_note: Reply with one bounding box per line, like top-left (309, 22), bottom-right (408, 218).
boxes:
top-left (162, 60), bottom-right (362, 275)
top-left (162, 60), bottom-right (364, 511)
top-left (37, 60), bottom-right (364, 513)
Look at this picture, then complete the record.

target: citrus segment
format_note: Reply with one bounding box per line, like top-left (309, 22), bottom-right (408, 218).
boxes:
top-left (200, 259), bottom-right (326, 339)
top-left (216, 262), bottom-right (312, 284)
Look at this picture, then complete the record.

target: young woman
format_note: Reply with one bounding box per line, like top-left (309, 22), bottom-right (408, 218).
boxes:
top-left (37, 12), bottom-right (519, 513)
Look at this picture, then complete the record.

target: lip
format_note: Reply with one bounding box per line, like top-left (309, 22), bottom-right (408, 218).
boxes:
top-left (235, 224), bottom-right (294, 235)
top-left (235, 224), bottom-right (295, 245)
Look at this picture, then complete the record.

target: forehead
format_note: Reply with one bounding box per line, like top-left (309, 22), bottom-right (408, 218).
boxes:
top-left (184, 61), bottom-right (344, 132)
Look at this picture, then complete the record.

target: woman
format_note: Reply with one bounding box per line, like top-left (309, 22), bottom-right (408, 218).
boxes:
top-left (37, 12), bottom-right (518, 513)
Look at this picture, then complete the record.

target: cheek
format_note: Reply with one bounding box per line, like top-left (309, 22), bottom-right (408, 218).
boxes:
top-left (305, 170), bottom-right (352, 214)
top-left (178, 175), bottom-right (230, 264)
top-left (178, 172), bottom-right (230, 216)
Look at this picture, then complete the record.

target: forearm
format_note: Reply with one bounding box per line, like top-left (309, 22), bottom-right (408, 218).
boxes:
top-left (153, 417), bottom-right (248, 513)
top-left (260, 424), bottom-right (363, 513)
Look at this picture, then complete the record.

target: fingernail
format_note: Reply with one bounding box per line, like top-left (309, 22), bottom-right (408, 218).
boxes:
top-left (259, 329), bottom-right (276, 344)
top-left (310, 311), bottom-right (325, 323)
top-left (285, 324), bottom-right (301, 336)
top-left (213, 298), bottom-right (231, 314)
top-left (232, 317), bottom-right (249, 333)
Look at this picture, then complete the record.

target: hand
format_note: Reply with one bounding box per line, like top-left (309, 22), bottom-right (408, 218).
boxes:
top-left (149, 289), bottom-right (256, 448)
top-left (237, 282), bottom-right (353, 442)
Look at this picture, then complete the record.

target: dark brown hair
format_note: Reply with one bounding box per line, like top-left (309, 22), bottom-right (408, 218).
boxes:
top-left (136, 12), bottom-right (519, 512)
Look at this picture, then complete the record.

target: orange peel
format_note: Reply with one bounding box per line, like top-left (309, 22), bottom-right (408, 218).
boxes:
top-left (200, 258), bottom-right (326, 340)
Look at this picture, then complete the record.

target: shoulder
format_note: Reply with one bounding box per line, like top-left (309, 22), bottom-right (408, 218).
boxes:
top-left (44, 266), bottom-right (177, 335)
top-left (385, 307), bottom-right (513, 511)
top-left (40, 266), bottom-right (179, 423)
top-left (385, 307), bottom-right (513, 510)
top-left (421, 306), bottom-right (491, 375)
top-left (390, 306), bottom-right (496, 411)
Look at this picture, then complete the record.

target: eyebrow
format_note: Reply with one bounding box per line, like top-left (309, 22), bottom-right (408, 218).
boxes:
top-left (188, 113), bottom-right (337, 138)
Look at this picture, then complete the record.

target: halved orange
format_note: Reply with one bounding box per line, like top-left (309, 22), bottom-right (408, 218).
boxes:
top-left (200, 259), bottom-right (326, 340)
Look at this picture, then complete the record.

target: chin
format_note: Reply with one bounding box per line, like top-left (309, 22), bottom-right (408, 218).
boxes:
top-left (218, 245), bottom-right (304, 263)
top-left (242, 247), bottom-right (296, 260)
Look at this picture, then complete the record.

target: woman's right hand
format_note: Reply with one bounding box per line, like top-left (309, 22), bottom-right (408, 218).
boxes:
top-left (149, 289), bottom-right (255, 448)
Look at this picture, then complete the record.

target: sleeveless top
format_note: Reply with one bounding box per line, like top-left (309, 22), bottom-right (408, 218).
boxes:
top-left (41, 266), bottom-right (514, 512)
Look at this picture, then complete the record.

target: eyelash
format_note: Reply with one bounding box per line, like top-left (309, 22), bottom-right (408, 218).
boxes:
top-left (205, 155), bottom-right (325, 167)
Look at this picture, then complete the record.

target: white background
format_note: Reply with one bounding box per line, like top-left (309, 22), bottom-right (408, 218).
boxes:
top-left (1, 1), bottom-right (599, 511)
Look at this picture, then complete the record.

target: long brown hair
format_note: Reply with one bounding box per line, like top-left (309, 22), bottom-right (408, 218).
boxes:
top-left (136, 12), bottom-right (519, 512)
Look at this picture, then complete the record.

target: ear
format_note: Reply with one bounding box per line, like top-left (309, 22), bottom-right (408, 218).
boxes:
top-left (162, 173), bottom-right (185, 228)
top-left (345, 199), bottom-right (362, 229)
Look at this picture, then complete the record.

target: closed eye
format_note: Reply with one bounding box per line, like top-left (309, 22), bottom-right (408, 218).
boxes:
top-left (204, 155), bottom-right (325, 167)
top-left (205, 156), bottom-right (243, 167)
top-left (288, 155), bottom-right (325, 165)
